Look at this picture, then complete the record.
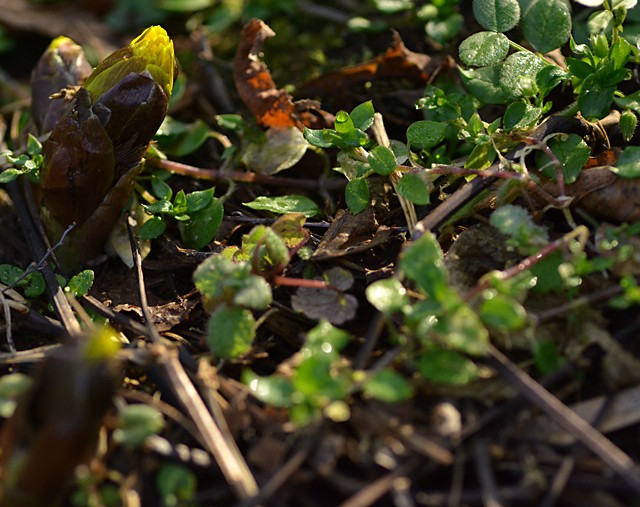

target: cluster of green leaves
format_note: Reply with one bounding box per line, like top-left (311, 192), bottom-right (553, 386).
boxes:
top-left (0, 135), bottom-right (43, 184)
top-left (137, 172), bottom-right (223, 250)
top-left (304, 101), bottom-right (430, 214)
top-left (0, 264), bottom-right (94, 299)
top-left (72, 403), bottom-right (177, 507)
top-left (368, 233), bottom-right (501, 385)
top-left (244, 320), bottom-right (413, 426)
top-left (193, 215), bottom-right (313, 358)
top-left (460, 0), bottom-right (639, 124)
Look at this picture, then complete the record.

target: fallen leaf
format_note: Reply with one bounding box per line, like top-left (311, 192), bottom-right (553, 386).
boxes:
top-left (291, 267), bottom-right (357, 325)
top-left (234, 19), bottom-right (300, 129)
top-left (312, 207), bottom-right (394, 261)
top-left (297, 32), bottom-right (451, 111)
top-left (241, 126), bottom-right (308, 175)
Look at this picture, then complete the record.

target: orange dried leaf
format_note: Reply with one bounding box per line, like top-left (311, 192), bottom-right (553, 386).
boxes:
top-left (234, 19), bottom-right (299, 129)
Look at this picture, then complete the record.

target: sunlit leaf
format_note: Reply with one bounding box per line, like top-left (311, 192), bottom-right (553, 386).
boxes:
top-left (206, 304), bottom-right (255, 359)
top-left (244, 195), bottom-right (320, 217)
top-left (417, 349), bottom-right (479, 385)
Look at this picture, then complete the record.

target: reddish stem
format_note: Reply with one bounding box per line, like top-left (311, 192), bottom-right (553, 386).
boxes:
top-left (147, 158), bottom-right (345, 190)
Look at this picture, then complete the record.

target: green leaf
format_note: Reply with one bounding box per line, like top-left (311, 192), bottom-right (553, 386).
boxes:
top-left (441, 303), bottom-right (490, 355)
top-left (480, 291), bottom-right (527, 331)
top-left (536, 133), bottom-right (590, 184)
top-left (499, 51), bottom-right (549, 100)
top-left (459, 31), bottom-right (509, 67)
top-left (243, 370), bottom-right (294, 407)
top-left (611, 146), bottom-right (640, 178)
top-left (400, 232), bottom-right (448, 301)
top-left (362, 368), bottom-right (414, 402)
top-left (406, 120), bottom-right (447, 150)
top-left (156, 463), bottom-right (197, 505)
top-left (194, 255), bottom-right (272, 310)
top-left (473, 0), bottom-right (520, 32)
top-left (207, 305), bottom-right (255, 359)
top-left (244, 195), bottom-right (320, 217)
top-left (306, 320), bottom-right (351, 354)
top-left (426, 13), bottom-right (464, 43)
top-left (366, 278), bottom-right (408, 314)
top-left (66, 269), bottom-right (94, 297)
top-left (533, 339), bottom-right (566, 375)
top-left (578, 74), bottom-right (616, 120)
top-left (350, 100), bottom-right (375, 132)
top-left (26, 134), bottom-right (42, 156)
top-left (503, 101), bottom-right (543, 131)
top-left (459, 65), bottom-right (511, 104)
top-left (417, 349), bottom-right (479, 385)
top-left (397, 172), bottom-right (430, 205)
top-left (185, 187), bottom-right (214, 213)
top-left (180, 196), bottom-right (223, 250)
top-left (303, 127), bottom-right (334, 148)
top-left (144, 198), bottom-right (173, 214)
top-left (521, 0), bottom-right (571, 53)
top-left (155, 118), bottom-right (215, 157)
top-left (151, 174), bottom-right (173, 200)
top-left (345, 177), bottom-right (369, 214)
top-left (529, 250), bottom-right (564, 293)
top-left (465, 142), bottom-right (496, 169)
top-left (587, 9), bottom-right (614, 35)
top-left (0, 168), bottom-right (21, 183)
top-left (114, 404), bottom-right (165, 448)
top-left (490, 204), bottom-right (549, 249)
top-left (536, 65), bottom-right (570, 97)
top-left (137, 216), bottom-right (166, 240)
top-left (368, 145), bottom-right (397, 176)
top-left (0, 264), bottom-right (23, 286)
top-left (293, 353), bottom-right (348, 399)
top-left (171, 190), bottom-right (188, 217)
top-left (335, 110), bottom-right (355, 135)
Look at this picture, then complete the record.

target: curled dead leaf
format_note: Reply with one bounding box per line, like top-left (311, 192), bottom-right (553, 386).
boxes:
top-left (234, 19), bottom-right (300, 130)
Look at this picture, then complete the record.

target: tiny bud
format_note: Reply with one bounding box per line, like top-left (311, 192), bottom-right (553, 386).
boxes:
top-left (591, 34), bottom-right (609, 59)
top-left (620, 110), bottom-right (637, 142)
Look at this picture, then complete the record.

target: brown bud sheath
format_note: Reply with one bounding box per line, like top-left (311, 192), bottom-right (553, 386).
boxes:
top-left (35, 26), bottom-right (175, 271)
top-left (30, 37), bottom-right (92, 135)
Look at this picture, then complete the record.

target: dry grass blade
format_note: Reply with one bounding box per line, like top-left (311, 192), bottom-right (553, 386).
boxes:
top-left (126, 217), bottom-right (260, 501)
top-left (7, 179), bottom-right (81, 337)
top-left (488, 345), bottom-right (640, 494)
top-left (371, 112), bottom-right (417, 232)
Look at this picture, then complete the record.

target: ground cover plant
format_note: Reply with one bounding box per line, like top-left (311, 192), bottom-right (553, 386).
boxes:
top-left (0, 0), bottom-right (639, 505)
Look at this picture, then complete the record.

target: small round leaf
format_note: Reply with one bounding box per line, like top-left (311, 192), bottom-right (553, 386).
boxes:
top-left (521, 0), bottom-right (571, 53)
top-left (473, 0), bottom-right (521, 33)
top-left (368, 145), bottom-right (398, 176)
top-left (397, 172), bottom-right (430, 205)
top-left (406, 120), bottom-right (447, 150)
top-left (345, 177), bottom-right (370, 214)
top-left (459, 31), bottom-right (509, 67)
top-left (612, 146), bottom-right (640, 178)
top-left (207, 305), bottom-right (256, 359)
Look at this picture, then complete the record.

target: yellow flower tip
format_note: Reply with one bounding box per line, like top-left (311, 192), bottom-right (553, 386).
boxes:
top-left (130, 25), bottom-right (175, 96)
top-left (83, 325), bottom-right (122, 362)
top-left (49, 36), bottom-right (76, 51)
top-left (83, 25), bottom-right (176, 100)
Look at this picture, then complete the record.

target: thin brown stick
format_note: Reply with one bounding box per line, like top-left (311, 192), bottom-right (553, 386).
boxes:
top-left (488, 344), bottom-right (640, 494)
top-left (126, 218), bottom-right (260, 501)
top-left (147, 157), bottom-right (346, 191)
